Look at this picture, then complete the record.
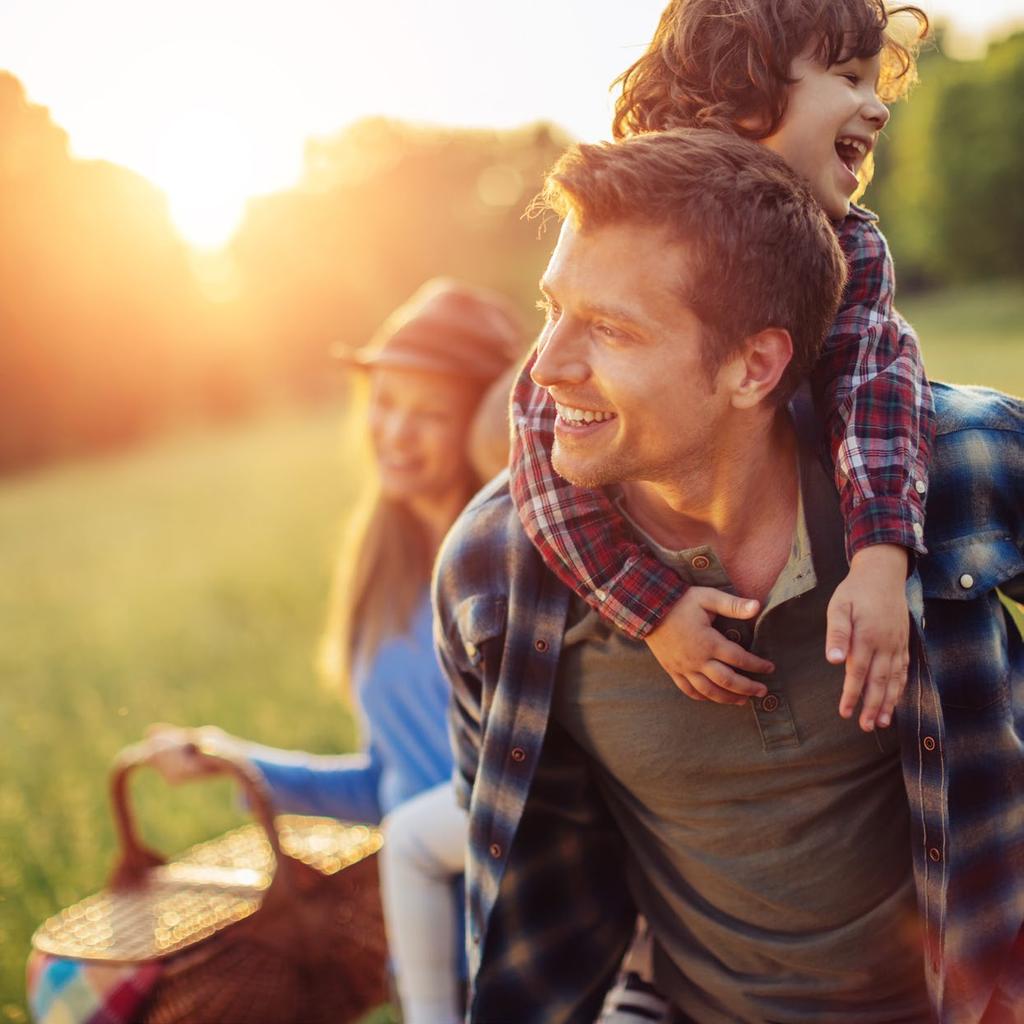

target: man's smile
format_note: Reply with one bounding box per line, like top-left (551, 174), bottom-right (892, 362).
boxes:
top-left (554, 401), bottom-right (618, 427)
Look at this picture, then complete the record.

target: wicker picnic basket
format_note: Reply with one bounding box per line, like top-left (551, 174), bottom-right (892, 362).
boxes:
top-left (31, 741), bottom-right (389, 1023)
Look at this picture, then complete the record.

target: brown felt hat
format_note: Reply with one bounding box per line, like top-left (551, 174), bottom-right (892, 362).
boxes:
top-left (342, 278), bottom-right (524, 383)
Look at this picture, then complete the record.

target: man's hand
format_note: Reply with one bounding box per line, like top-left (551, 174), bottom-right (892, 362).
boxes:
top-left (646, 588), bottom-right (773, 705)
top-left (825, 544), bottom-right (910, 731)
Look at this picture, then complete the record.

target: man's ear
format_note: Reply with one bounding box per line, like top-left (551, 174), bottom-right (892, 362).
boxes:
top-left (726, 328), bottom-right (793, 409)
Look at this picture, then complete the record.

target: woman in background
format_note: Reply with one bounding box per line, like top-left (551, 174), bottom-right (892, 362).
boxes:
top-left (146, 277), bottom-right (523, 1024)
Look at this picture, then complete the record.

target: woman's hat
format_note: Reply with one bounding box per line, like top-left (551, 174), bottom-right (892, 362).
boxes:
top-left (342, 278), bottom-right (525, 383)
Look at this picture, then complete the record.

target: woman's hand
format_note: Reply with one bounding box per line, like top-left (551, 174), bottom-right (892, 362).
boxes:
top-left (135, 723), bottom-right (246, 783)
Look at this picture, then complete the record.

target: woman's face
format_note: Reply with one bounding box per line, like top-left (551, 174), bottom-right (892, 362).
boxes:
top-left (368, 367), bottom-right (479, 505)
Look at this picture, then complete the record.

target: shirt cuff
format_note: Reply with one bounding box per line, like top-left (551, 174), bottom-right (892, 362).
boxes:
top-left (590, 556), bottom-right (689, 640)
top-left (844, 495), bottom-right (927, 561)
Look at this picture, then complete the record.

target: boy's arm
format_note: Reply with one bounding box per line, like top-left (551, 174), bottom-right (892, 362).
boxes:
top-left (813, 214), bottom-right (936, 729)
top-left (510, 353), bottom-right (686, 640)
top-left (812, 214), bottom-right (935, 560)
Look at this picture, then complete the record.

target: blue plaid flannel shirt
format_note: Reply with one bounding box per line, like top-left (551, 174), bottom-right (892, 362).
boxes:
top-left (434, 382), bottom-right (1024, 1024)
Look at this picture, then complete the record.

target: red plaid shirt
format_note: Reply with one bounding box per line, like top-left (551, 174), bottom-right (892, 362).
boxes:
top-left (510, 206), bottom-right (935, 639)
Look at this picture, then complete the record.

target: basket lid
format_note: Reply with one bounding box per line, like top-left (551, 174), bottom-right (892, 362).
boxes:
top-left (32, 816), bottom-right (381, 963)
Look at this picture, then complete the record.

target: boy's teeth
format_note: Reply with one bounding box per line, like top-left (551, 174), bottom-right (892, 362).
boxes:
top-left (555, 403), bottom-right (616, 424)
top-left (836, 136), bottom-right (868, 155)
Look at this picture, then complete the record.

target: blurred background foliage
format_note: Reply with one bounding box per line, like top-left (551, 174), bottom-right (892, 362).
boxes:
top-left (0, 27), bottom-right (1021, 477)
top-left (871, 27), bottom-right (1024, 286)
top-left (0, 78), bottom-right (564, 473)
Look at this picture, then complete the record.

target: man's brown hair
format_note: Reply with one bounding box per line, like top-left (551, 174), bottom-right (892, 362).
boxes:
top-left (538, 129), bottom-right (847, 404)
top-left (613, 0), bottom-right (928, 142)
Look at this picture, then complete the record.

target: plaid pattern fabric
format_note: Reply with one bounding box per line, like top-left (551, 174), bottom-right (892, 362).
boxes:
top-left (27, 950), bottom-right (163, 1024)
top-left (509, 206), bottom-right (934, 640)
top-left (435, 383), bottom-right (1024, 1024)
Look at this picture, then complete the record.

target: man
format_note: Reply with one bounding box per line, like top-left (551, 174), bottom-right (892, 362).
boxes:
top-left (433, 130), bottom-right (1024, 1022)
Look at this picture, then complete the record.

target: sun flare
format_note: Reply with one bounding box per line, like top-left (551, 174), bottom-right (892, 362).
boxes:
top-left (147, 108), bottom-right (268, 249)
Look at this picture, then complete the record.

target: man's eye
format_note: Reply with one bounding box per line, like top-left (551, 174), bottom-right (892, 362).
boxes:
top-left (593, 323), bottom-right (622, 341)
top-left (841, 71), bottom-right (860, 84)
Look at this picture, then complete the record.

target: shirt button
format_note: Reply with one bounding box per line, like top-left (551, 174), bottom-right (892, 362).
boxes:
top-left (915, 479), bottom-right (927, 495)
top-left (464, 641), bottom-right (478, 659)
top-left (534, 638), bottom-right (549, 653)
top-left (594, 589), bottom-right (608, 602)
top-left (928, 847), bottom-right (942, 863)
top-left (761, 694), bottom-right (780, 713)
top-left (691, 555), bottom-right (711, 571)
top-left (489, 843), bottom-right (502, 859)
top-left (724, 628), bottom-right (743, 643)
top-left (510, 747), bottom-right (526, 763)
top-left (912, 522), bottom-right (924, 540)
top-left (959, 573), bottom-right (974, 590)
top-left (923, 736), bottom-right (936, 752)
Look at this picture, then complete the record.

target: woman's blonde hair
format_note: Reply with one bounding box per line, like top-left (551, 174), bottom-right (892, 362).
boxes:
top-left (319, 280), bottom-right (523, 697)
top-left (320, 474), bottom-right (441, 697)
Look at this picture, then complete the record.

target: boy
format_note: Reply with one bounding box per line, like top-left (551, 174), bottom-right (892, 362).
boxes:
top-left (511, 0), bottom-right (931, 732)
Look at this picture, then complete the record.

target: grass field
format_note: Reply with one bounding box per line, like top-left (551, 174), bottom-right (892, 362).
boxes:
top-left (1, 282), bottom-right (1022, 1018)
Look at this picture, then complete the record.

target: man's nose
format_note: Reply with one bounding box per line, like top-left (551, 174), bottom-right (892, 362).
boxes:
top-left (530, 320), bottom-right (589, 390)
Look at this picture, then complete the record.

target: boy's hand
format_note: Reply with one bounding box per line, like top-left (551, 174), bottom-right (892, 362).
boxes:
top-left (646, 587), bottom-right (773, 705)
top-left (825, 544), bottom-right (910, 732)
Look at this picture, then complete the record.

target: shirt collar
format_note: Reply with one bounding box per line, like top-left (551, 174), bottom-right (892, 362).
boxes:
top-left (610, 449), bottom-right (818, 610)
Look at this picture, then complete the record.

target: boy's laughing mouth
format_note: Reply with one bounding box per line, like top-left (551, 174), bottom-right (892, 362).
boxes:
top-left (835, 134), bottom-right (873, 177)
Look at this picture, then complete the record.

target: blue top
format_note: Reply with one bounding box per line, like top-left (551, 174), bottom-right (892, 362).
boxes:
top-left (247, 593), bottom-right (454, 825)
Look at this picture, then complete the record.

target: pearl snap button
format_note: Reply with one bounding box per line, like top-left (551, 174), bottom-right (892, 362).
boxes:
top-left (959, 574), bottom-right (974, 590)
top-left (915, 479), bottom-right (926, 495)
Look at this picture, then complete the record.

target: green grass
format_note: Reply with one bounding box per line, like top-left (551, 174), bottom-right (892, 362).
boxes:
top-left (0, 408), bottom-right (373, 1015)
top-left (901, 280), bottom-right (1024, 396)
top-left (0, 283), bottom-right (1021, 1018)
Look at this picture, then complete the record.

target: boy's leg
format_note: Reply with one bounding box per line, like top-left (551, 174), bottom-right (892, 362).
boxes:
top-left (380, 781), bottom-right (468, 1024)
top-left (597, 917), bottom-right (675, 1023)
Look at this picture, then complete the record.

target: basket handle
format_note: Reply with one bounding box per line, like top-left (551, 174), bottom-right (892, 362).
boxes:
top-left (109, 737), bottom-right (286, 890)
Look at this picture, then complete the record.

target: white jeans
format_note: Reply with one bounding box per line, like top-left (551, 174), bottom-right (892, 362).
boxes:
top-left (380, 781), bottom-right (468, 1024)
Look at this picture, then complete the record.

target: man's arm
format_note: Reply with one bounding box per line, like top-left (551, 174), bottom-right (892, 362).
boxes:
top-left (432, 575), bottom-right (484, 810)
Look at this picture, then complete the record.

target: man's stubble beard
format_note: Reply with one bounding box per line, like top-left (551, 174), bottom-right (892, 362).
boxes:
top-left (550, 431), bottom-right (705, 491)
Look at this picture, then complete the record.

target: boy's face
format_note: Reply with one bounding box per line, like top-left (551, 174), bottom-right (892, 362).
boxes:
top-left (761, 45), bottom-right (889, 220)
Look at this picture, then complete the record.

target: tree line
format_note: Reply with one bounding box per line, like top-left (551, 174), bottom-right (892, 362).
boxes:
top-left (0, 29), bottom-right (1020, 473)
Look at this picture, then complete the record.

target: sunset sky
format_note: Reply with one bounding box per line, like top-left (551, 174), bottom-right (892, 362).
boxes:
top-left (2, 0), bottom-right (1020, 247)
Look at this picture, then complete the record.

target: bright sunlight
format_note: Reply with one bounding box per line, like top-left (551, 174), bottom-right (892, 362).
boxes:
top-left (152, 108), bottom-right (273, 249)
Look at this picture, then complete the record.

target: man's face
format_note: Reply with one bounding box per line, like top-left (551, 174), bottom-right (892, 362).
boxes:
top-left (531, 217), bottom-right (730, 489)
top-left (761, 45), bottom-right (890, 220)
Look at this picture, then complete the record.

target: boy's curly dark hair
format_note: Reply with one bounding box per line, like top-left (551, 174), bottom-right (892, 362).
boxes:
top-left (612, 0), bottom-right (929, 141)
